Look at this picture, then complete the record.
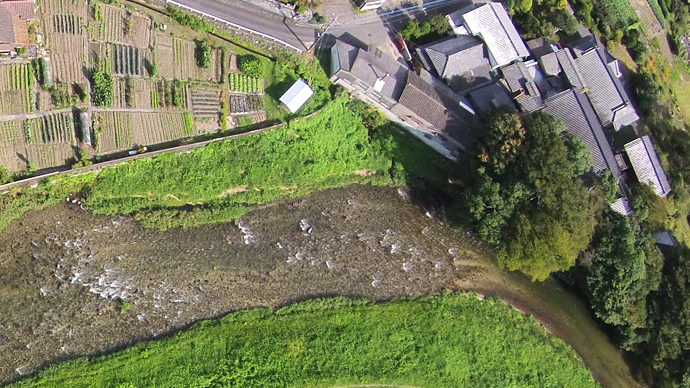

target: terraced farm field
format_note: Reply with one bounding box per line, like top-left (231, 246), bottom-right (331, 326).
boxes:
top-left (92, 111), bottom-right (192, 152)
top-left (112, 78), bottom-right (155, 109)
top-left (0, 113), bottom-right (75, 171)
top-left (93, 4), bottom-right (151, 47)
top-left (46, 34), bottom-right (88, 84)
top-left (191, 88), bottom-right (221, 119)
top-left (112, 44), bottom-right (145, 76)
top-left (92, 111), bottom-right (134, 152)
top-left (153, 33), bottom-right (222, 82)
top-left (229, 72), bottom-right (264, 94)
top-left (41, 0), bottom-right (88, 84)
top-left (0, 63), bottom-right (37, 115)
top-left (229, 94), bottom-right (263, 114)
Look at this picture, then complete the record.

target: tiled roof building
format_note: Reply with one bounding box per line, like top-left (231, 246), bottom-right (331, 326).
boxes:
top-left (624, 136), bottom-right (671, 197)
top-left (543, 89), bottom-right (621, 176)
top-left (447, 2), bottom-right (528, 68)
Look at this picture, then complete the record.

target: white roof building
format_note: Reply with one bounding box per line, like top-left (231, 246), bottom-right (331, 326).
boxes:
top-left (279, 79), bottom-right (314, 113)
top-left (447, 2), bottom-right (529, 68)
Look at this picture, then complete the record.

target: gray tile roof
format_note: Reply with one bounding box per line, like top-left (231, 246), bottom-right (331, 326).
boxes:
top-left (555, 49), bottom-right (586, 90)
top-left (332, 40), bottom-right (359, 74)
top-left (575, 47), bottom-right (627, 126)
top-left (421, 35), bottom-right (487, 79)
top-left (0, 0), bottom-right (34, 20)
top-left (543, 89), bottom-right (621, 177)
top-left (468, 81), bottom-right (515, 113)
top-left (610, 197), bottom-right (631, 215)
top-left (398, 71), bottom-right (475, 144)
top-left (333, 40), bottom-right (408, 100)
top-left (448, 2), bottom-right (529, 67)
top-left (624, 135), bottom-right (671, 197)
top-left (500, 61), bottom-right (543, 113)
top-left (540, 52), bottom-right (561, 76)
top-left (0, 7), bottom-right (16, 44)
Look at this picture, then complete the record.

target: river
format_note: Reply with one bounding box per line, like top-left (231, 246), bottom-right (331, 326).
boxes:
top-left (0, 185), bottom-right (641, 388)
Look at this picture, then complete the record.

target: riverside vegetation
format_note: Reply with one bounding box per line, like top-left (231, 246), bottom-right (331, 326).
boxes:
top-left (10, 294), bottom-right (600, 388)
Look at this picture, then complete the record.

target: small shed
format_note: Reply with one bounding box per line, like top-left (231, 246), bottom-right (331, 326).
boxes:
top-left (79, 111), bottom-right (91, 146)
top-left (41, 57), bottom-right (53, 87)
top-left (279, 79), bottom-right (314, 113)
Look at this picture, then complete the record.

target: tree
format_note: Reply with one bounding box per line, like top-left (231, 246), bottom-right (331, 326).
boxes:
top-left (584, 210), bottom-right (663, 347)
top-left (630, 182), bottom-right (668, 231)
top-left (515, 0), bottom-right (533, 13)
top-left (469, 111), bottom-right (598, 280)
top-left (428, 13), bottom-right (450, 35)
top-left (400, 21), bottom-right (419, 40)
top-left (238, 55), bottom-right (265, 78)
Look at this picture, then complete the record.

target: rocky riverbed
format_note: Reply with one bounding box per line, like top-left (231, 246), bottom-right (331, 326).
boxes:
top-left (0, 185), bottom-right (641, 388)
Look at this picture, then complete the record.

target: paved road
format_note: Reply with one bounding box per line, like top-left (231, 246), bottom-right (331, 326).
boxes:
top-left (171, 0), bottom-right (317, 50)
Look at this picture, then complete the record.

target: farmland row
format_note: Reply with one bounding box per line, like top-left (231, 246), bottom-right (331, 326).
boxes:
top-left (191, 88), bottom-right (220, 117)
top-left (229, 95), bottom-right (263, 114)
top-left (42, 0), bottom-right (88, 17)
top-left (92, 111), bottom-right (190, 153)
top-left (0, 91), bottom-right (30, 115)
top-left (102, 5), bottom-right (122, 42)
top-left (8, 64), bottom-right (34, 90)
top-left (24, 113), bottom-right (75, 145)
top-left (113, 44), bottom-right (144, 76)
top-left (228, 73), bottom-right (263, 94)
top-left (52, 15), bottom-right (81, 34)
top-left (47, 34), bottom-right (87, 84)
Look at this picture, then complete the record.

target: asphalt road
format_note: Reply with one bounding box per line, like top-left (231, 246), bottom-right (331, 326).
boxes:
top-left (171, 0), bottom-right (317, 50)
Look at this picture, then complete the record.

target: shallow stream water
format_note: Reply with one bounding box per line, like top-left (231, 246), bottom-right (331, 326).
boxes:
top-left (0, 185), bottom-right (641, 388)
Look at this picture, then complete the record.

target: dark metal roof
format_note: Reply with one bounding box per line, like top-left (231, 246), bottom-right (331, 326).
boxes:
top-left (624, 135), bottom-right (671, 196)
top-left (398, 71), bottom-right (475, 145)
top-left (543, 89), bottom-right (621, 177)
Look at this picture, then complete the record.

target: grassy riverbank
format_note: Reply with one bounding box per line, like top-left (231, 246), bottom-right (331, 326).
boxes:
top-left (11, 294), bottom-right (600, 388)
top-left (0, 94), bottom-right (456, 232)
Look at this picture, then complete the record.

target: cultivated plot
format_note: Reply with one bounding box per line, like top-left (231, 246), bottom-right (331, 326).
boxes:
top-left (92, 111), bottom-right (191, 153)
top-left (0, 113), bottom-right (76, 171)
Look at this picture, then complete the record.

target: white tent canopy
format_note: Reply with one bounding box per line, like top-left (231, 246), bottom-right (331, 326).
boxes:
top-left (279, 79), bottom-right (314, 113)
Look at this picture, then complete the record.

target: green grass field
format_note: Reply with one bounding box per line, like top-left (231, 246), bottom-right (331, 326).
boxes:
top-left (83, 94), bottom-right (392, 229)
top-left (11, 294), bottom-right (601, 388)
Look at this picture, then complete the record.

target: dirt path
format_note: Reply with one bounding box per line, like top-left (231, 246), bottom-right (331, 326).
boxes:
top-left (0, 186), bottom-right (641, 388)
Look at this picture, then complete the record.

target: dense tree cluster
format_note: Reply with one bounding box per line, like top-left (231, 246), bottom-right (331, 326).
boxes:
top-left (467, 111), bottom-right (597, 280)
top-left (580, 210), bottom-right (663, 348)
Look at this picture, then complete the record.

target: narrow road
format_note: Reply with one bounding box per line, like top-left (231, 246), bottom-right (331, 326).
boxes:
top-left (170, 0), bottom-right (317, 50)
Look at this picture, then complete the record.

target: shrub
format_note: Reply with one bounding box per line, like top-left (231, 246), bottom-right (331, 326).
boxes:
top-left (194, 39), bottom-right (212, 69)
top-left (239, 55), bottom-right (265, 78)
top-left (182, 113), bottom-right (193, 136)
top-left (91, 70), bottom-right (113, 107)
